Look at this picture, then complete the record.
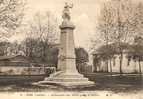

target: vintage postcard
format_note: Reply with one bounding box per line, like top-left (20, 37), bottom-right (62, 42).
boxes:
top-left (0, 0), bottom-right (142, 99)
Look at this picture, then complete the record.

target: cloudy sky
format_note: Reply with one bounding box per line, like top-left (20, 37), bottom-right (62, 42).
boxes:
top-left (10, 0), bottom-right (104, 51)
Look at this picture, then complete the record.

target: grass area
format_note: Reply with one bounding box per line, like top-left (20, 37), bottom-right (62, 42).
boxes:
top-left (84, 73), bottom-right (143, 85)
top-left (0, 73), bottom-right (142, 93)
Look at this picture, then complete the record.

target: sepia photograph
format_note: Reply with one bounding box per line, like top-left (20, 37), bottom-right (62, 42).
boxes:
top-left (0, 0), bottom-right (142, 99)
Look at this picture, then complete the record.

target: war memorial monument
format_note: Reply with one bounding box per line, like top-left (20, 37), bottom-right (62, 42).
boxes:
top-left (37, 3), bottom-right (94, 87)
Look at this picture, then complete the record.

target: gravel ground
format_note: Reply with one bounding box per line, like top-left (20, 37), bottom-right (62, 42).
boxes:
top-left (0, 83), bottom-right (142, 99)
top-left (0, 74), bottom-right (142, 99)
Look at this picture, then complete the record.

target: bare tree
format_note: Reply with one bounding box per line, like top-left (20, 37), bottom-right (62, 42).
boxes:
top-left (93, 0), bottom-right (137, 74)
top-left (96, 2), bottom-right (116, 72)
top-left (0, 0), bottom-right (25, 37)
top-left (133, 2), bottom-right (143, 37)
top-left (27, 12), bottom-right (59, 42)
top-left (132, 36), bottom-right (143, 74)
top-left (114, 0), bottom-right (135, 74)
top-left (129, 2), bottom-right (143, 74)
top-left (23, 12), bottom-right (59, 62)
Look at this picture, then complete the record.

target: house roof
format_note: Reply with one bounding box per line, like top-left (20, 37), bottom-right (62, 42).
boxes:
top-left (0, 55), bottom-right (28, 61)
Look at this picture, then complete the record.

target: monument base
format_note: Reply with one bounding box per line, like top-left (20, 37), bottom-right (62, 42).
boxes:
top-left (36, 71), bottom-right (94, 87)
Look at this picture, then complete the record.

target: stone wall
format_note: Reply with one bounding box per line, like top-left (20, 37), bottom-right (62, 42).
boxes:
top-left (0, 67), bottom-right (45, 75)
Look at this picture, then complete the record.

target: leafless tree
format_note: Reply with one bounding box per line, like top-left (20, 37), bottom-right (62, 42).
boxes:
top-left (93, 0), bottom-right (139, 74)
top-left (96, 2), bottom-right (116, 72)
top-left (23, 12), bottom-right (59, 62)
top-left (26, 12), bottom-right (59, 42)
top-left (130, 2), bottom-right (143, 74)
top-left (0, 0), bottom-right (25, 38)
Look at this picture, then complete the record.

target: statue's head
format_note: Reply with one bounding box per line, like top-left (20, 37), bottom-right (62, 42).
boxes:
top-left (64, 2), bottom-right (73, 9)
top-left (62, 2), bottom-right (73, 21)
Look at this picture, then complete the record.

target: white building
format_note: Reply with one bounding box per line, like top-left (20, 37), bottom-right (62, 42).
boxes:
top-left (93, 51), bottom-right (143, 73)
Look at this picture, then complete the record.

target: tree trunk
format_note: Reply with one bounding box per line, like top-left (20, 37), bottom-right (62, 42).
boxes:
top-left (138, 59), bottom-right (142, 75)
top-left (94, 64), bottom-right (97, 72)
top-left (110, 59), bottom-right (112, 75)
top-left (119, 52), bottom-right (123, 75)
top-left (42, 44), bottom-right (47, 62)
top-left (93, 57), bottom-right (97, 72)
top-left (106, 60), bottom-right (109, 73)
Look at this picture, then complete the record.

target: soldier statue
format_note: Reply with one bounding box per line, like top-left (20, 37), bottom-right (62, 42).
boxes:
top-left (62, 2), bottom-right (73, 21)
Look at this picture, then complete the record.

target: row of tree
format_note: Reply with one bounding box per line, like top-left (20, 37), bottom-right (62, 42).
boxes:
top-left (92, 0), bottom-right (143, 74)
top-left (93, 38), bottom-right (143, 74)
top-left (0, 40), bottom-right (89, 67)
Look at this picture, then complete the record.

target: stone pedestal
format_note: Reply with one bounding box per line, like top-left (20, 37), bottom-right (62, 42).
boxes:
top-left (37, 4), bottom-right (94, 87)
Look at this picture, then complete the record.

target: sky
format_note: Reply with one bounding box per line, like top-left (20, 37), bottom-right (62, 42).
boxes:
top-left (8, 0), bottom-right (143, 51)
top-left (10, 0), bottom-right (104, 51)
